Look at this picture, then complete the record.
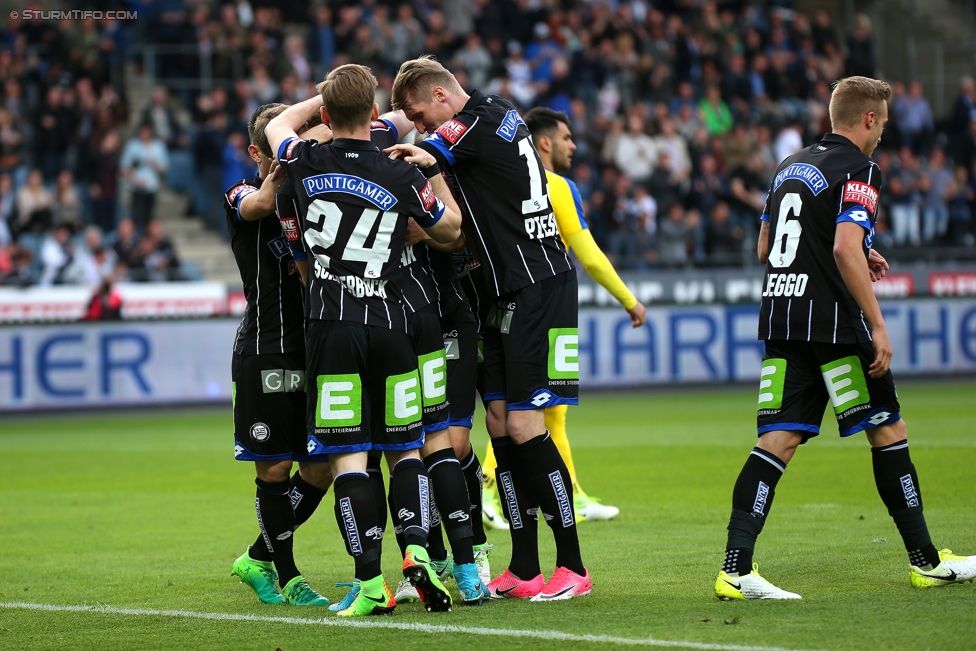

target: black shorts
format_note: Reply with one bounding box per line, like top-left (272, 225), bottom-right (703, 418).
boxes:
top-left (757, 340), bottom-right (901, 442)
top-left (305, 320), bottom-right (425, 455)
top-left (441, 299), bottom-right (478, 428)
top-left (483, 271), bottom-right (580, 411)
top-left (409, 304), bottom-right (450, 435)
top-left (232, 351), bottom-right (308, 462)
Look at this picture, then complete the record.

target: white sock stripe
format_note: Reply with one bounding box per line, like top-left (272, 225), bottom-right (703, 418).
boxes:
top-left (750, 450), bottom-right (786, 474)
top-left (333, 471), bottom-right (369, 481)
top-left (0, 602), bottom-right (822, 651)
top-left (459, 453), bottom-right (477, 470)
top-left (426, 457), bottom-right (461, 471)
top-left (879, 442), bottom-right (909, 452)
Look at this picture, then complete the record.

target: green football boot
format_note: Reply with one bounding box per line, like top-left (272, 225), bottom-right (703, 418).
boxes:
top-left (231, 547), bottom-right (285, 604)
top-left (335, 575), bottom-right (396, 617)
top-left (282, 575), bottom-right (330, 606)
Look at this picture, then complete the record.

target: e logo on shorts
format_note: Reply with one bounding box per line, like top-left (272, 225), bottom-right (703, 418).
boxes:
top-left (820, 356), bottom-right (870, 415)
top-left (548, 328), bottom-right (579, 380)
top-left (418, 350), bottom-right (447, 406)
top-left (758, 359), bottom-right (786, 410)
top-left (315, 374), bottom-right (362, 427)
top-left (386, 370), bottom-right (422, 426)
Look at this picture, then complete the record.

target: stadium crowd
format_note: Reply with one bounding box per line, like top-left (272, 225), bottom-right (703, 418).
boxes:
top-left (2, 0), bottom-right (976, 287)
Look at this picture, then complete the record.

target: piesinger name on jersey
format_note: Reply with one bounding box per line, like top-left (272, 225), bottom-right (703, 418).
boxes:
top-left (525, 213), bottom-right (557, 240)
top-left (761, 273), bottom-right (809, 297)
top-left (314, 262), bottom-right (388, 299)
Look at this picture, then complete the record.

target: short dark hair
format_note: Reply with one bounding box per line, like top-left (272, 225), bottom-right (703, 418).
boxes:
top-left (248, 103), bottom-right (286, 158)
top-left (316, 64), bottom-right (377, 131)
top-left (524, 107), bottom-right (570, 140)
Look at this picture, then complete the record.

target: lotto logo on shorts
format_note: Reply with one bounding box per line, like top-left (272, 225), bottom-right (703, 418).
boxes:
top-left (757, 359), bottom-right (786, 411)
top-left (418, 350), bottom-right (447, 407)
top-left (548, 328), bottom-right (579, 380)
top-left (843, 181), bottom-right (879, 213)
top-left (436, 120), bottom-right (468, 145)
top-left (820, 356), bottom-right (870, 416)
top-left (549, 471), bottom-right (575, 527)
top-left (900, 474), bottom-right (920, 508)
top-left (498, 471), bottom-right (521, 529)
top-left (385, 370), bottom-right (422, 426)
top-left (315, 374), bottom-right (362, 428)
top-left (339, 497), bottom-right (362, 555)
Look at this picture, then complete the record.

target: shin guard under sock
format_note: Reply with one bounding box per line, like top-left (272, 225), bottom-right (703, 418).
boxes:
top-left (460, 447), bottom-right (488, 546)
top-left (425, 448), bottom-right (475, 564)
top-left (515, 431), bottom-right (584, 576)
top-left (724, 447), bottom-right (786, 575)
top-left (389, 457), bottom-right (430, 548)
top-left (250, 471), bottom-right (327, 563)
top-left (366, 455), bottom-right (387, 532)
top-left (333, 471), bottom-right (382, 581)
top-left (255, 478), bottom-right (299, 586)
top-left (872, 440), bottom-right (940, 568)
top-left (492, 436), bottom-right (541, 579)
top-left (426, 489), bottom-right (449, 562)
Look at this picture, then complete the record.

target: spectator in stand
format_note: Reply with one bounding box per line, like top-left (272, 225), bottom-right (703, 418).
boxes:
top-left (845, 14), bottom-right (876, 79)
top-left (605, 173), bottom-right (640, 269)
top-left (921, 147), bottom-right (953, 243)
top-left (699, 84), bottom-right (733, 136)
top-left (141, 87), bottom-right (185, 152)
top-left (704, 200), bottom-right (744, 265)
top-left (39, 222), bottom-right (73, 286)
top-left (721, 53), bottom-right (753, 119)
top-left (121, 123), bottom-right (169, 232)
top-left (0, 107), bottom-right (24, 176)
top-left (112, 217), bottom-right (140, 270)
top-left (894, 81), bottom-right (935, 155)
top-left (689, 153), bottom-right (728, 216)
top-left (654, 118), bottom-right (692, 185)
top-left (307, 6), bottom-right (335, 79)
top-left (68, 225), bottom-right (116, 286)
top-left (774, 123), bottom-right (804, 166)
top-left (132, 219), bottom-right (181, 282)
top-left (222, 130), bottom-right (255, 192)
top-left (614, 114), bottom-right (657, 184)
top-left (34, 85), bottom-right (76, 182)
top-left (89, 127), bottom-right (121, 234)
top-left (13, 169), bottom-right (54, 237)
top-left (193, 108), bottom-right (228, 232)
top-left (455, 33), bottom-right (493, 90)
top-left (631, 185), bottom-right (658, 266)
top-left (647, 151), bottom-right (684, 213)
top-left (657, 203), bottom-right (699, 267)
top-left (889, 149), bottom-right (922, 247)
top-left (727, 153), bottom-right (769, 230)
top-left (946, 167), bottom-right (974, 245)
top-left (53, 169), bottom-right (83, 231)
top-left (952, 77), bottom-right (976, 137)
top-left (0, 173), bottom-right (15, 228)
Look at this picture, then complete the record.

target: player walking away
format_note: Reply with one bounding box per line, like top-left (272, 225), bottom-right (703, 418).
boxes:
top-left (715, 77), bottom-right (976, 601)
top-left (480, 107), bottom-right (647, 524)
top-left (266, 64), bottom-right (464, 616)
top-left (389, 56), bottom-right (591, 601)
top-left (226, 104), bottom-right (333, 607)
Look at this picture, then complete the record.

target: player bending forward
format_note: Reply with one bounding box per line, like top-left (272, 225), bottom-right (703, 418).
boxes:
top-left (716, 76), bottom-right (976, 600)
top-left (267, 64), bottom-right (464, 616)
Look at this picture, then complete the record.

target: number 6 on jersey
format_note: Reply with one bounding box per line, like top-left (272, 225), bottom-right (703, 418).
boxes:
top-left (771, 192), bottom-right (803, 268)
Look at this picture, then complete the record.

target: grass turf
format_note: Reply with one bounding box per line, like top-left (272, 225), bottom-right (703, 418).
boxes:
top-left (1, 380), bottom-right (974, 650)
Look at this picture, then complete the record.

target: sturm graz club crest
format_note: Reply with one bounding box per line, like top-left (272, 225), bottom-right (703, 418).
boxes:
top-left (250, 422), bottom-right (270, 442)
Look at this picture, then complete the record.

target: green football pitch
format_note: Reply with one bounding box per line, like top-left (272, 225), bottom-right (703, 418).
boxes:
top-left (1, 381), bottom-right (975, 651)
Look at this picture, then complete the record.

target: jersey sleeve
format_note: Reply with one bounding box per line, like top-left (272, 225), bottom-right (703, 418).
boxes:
top-left (548, 172), bottom-right (588, 238)
top-left (224, 180), bottom-right (259, 223)
top-left (566, 229), bottom-right (637, 309)
top-left (406, 167), bottom-right (447, 227)
top-left (276, 179), bottom-right (306, 261)
top-left (759, 181), bottom-right (773, 222)
top-left (417, 112), bottom-right (480, 168)
top-left (836, 163), bottom-right (882, 231)
top-left (370, 120), bottom-right (399, 150)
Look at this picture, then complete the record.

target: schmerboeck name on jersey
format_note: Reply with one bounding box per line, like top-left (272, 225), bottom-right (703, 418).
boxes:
top-left (313, 261), bottom-right (388, 299)
top-left (761, 273), bottom-right (809, 298)
top-left (525, 213), bottom-right (558, 240)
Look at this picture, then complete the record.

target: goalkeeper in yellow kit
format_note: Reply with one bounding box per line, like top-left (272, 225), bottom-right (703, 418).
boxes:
top-left (481, 107), bottom-right (647, 526)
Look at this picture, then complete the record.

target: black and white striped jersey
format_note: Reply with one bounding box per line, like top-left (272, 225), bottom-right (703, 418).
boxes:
top-left (224, 175), bottom-right (306, 356)
top-left (278, 132), bottom-right (445, 333)
top-left (418, 90), bottom-right (574, 297)
top-left (758, 133), bottom-right (883, 344)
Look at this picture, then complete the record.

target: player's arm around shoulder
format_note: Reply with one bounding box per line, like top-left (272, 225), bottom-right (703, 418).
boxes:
top-left (238, 160), bottom-right (285, 221)
top-left (386, 143), bottom-right (462, 244)
top-left (266, 95), bottom-right (324, 165)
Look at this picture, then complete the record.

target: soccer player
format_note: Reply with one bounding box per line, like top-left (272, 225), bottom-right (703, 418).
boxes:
top-left (480, 107), bottom-right (647, 523)
top-left (389, 56), bottom-right (591, 601)
top-left (266, 64), bottom-right (464, 615)
top-left (226, 104), bottom-right (332, 607)
top-left (715, 76), bottom-right (976, 600)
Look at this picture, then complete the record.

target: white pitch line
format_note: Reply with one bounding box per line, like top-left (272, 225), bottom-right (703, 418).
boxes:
top-left (0, 602), bottom-right (821, 651)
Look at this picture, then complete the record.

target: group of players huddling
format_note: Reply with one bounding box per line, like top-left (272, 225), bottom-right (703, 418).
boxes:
top-left (225, 56), bottom-right (975, 615)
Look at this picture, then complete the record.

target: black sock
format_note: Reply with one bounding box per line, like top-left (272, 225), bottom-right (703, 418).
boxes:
top-left (515, 432), bottom-right (585, 576)
top-left (872, 440), bottom-right (940, 568)
top-left (492, 436), bottom-right (541, 579)
top-left (425, 448), bottom-right (475, 564)
top-left (291, 471), bottom-right (327, 528)
top-left (255, 478), bottom-right (299, 587)
top-left (389, 457), bottom-right (430, 548)
top-left (460, 447), bottom-right (488, 546)
top-left (387, 489), bottom-right (407, 558)
top-left (724, 447), bottom-right (786, 575)
top-left (426, 487), bottom-right (448, 561)
top-left (366, 455), bottom-right (387, 532)
top-left (332, 471), bottom-right (382, 581)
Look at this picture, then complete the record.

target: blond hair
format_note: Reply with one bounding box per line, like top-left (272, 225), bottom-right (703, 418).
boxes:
top-left (391, 56), bottom-right (463, 111)
top-left (316, 64), bottom-right (378, 131)
top-left (829, 76), bottom-right (891, 130)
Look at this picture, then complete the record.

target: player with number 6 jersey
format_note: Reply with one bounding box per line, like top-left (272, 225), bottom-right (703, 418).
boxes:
top-left (715, 77), bottom-right (976, 602)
